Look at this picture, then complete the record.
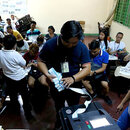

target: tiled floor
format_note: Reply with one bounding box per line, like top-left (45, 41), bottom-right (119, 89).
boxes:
top-left (0, 36), bottom-right (130, 130)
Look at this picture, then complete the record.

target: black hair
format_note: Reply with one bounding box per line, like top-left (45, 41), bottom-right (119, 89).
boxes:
top-left (37, 36), bottom-right (44, 43)
top-left (89, 40), bottom-right (100, 50)
top-left (99, 29), bottom-right (108, 49)
top-left (17, 40), bottom-right (24, 48)
top-left (7, 25), bottom-right (12, 30)
top-left (60, 20), bottom-right (83, 42)
top-left (31, 21), bottom-right (36, 25)
top-left (3, 35), bottom-right (16, 50)
top-left (116, 32), bottom-right (124, 36)
top-left (48, 26), bottom-right (55, 32)
top-left (6, 18), bottom-right (11, 21)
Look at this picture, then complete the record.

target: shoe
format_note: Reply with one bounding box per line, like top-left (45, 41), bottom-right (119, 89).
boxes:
top-left (103, 96), bottom-right (112, 105)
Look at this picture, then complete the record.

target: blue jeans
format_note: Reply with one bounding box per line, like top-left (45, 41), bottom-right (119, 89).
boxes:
top-left (117, 106), bottom-right (130, 130)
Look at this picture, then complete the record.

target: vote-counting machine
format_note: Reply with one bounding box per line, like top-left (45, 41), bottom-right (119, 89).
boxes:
top-left (59, 101), bottom-right (120, 130)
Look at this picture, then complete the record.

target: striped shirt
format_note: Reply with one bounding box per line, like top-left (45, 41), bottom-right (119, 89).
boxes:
top-left (26, 29), bottom-right (41, 43)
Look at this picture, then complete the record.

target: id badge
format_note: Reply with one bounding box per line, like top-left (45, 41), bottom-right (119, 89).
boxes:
top-left (61, 62), bottom-right (69, 73)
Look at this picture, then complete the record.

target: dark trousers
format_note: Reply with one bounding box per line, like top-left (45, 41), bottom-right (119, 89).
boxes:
top-left (4, 75), bottom-right (32, 115)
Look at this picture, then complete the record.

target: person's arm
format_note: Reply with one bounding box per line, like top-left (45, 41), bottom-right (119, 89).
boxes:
top-left (37, 58), bottom-right (56, 82)
top-left (90, 63), bottom-right (107, 76)
top-left (61, 63), bottom-right (91, 88)
top-left (117, 90), bottom-right (130, 112)
top-left (124, 54), bottom-right (130, 61)
top-left (117, 47), bottom-right (127, 54)
top-left (108, 47), bottom-right (117, 55)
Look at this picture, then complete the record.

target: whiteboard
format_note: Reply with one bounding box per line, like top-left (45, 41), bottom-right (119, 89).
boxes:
top-left (0, 0), bottom-right (27, 15)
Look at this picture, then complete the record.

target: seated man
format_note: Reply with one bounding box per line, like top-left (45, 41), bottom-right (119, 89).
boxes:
top-left (108, 32), bottom-right (128, 62)
top-left (37, 35), bottom-right (45, 52)
top-left (25, 21), bottom-right (41, 43)
top-left (16, 39), bottom-right (29, 53)
top-left (7, 25), bottom-right (23, 41)
top-left (82, 40), bottom-right (112, 105)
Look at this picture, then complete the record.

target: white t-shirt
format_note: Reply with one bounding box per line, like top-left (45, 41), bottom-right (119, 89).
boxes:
top-left (100, 40), bottom-right (109, 51)
top-left (0, 31), bottom-right (4, 38)
top-left (17, 40), bottom-right (29, 52)
top-left (108, 41), bottom-right (125, 52)
top-left (4, 24), bottom-right (16, 33)
top-left (0, 49), bottom-right (28, 80)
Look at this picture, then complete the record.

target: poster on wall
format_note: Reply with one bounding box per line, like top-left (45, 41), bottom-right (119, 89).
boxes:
top-left (0, 0), bottom-right (27, 15)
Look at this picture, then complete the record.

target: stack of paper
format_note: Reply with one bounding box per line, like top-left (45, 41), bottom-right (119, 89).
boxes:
top-left (48, 68), bottom-right (65, 92)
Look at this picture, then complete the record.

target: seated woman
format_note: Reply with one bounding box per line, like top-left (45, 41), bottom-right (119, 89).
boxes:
top-left (45, 26), bottom-right (57, 41)
top-left (23, 43), bottom-right (49, 88)
top-left (97, 29), bottom-right (109, 52)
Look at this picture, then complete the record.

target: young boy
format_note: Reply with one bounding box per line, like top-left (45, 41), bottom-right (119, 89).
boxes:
top-left (0, 35), bottom-right (33, 121)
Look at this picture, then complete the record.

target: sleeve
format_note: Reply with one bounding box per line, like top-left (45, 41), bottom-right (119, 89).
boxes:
top-left (121, 42), bottom-right (125, 49)
top-left (103, 52), bottom-right (109, 64)
top-left (108, 41), bottom-right (112, 48)
top-left (16, 52), bottom-right (26, 67)
top-left (81, 44), bottom-right (90, 65)
top-left (4, 25), bottom-right (7, 32)
top-left (39, 42), bottom-right (50, 63)
top-left (24, 41), bottom-right (29, 50)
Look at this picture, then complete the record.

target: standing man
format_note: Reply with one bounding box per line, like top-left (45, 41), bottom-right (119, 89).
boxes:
top-left (37, 20), bottom-right (91, 110)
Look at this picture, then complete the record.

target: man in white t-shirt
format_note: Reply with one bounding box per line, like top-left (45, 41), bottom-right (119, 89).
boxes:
top-left (108, 32), bottom-right (127, 55)
top-left (0, 35), bottom-right (33, 121)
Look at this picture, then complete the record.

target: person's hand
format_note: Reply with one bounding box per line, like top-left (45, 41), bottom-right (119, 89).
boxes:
top-left (116, 103), bottom-right (123, 113)
top-left (46, 73), bottom-right (56, 82)
top-left (90, 71), bottom-right (94, 76)
top-left (61, 77), bottom-right (75, 88)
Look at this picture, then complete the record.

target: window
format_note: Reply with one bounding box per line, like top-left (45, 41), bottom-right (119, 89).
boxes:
top-left (114, 0), bottom-right (130, 28)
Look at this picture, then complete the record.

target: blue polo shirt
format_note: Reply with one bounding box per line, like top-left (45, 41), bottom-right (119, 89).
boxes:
top-left (90, 50), bottom-right (109, 74)
top-left (39, 37), bottom-right (90, 77)
top-left (91, 50), bottom-right (109, 66)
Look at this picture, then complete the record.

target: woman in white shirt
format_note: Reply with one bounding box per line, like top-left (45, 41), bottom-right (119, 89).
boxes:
top-left (98, 29), bottom-right (109, 52)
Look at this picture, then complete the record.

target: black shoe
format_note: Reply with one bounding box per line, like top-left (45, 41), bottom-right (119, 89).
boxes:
top-left (103, 96), bottom-right (112, 105)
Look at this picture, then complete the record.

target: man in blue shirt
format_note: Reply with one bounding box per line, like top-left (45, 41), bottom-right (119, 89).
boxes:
top-left (38, 20), bottom-right (91, 110)
top-left (82, 40), bottom-right (112, 105)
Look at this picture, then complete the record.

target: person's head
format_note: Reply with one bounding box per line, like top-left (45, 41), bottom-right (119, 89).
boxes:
top-left (60, 20), bottom-right (83, 48)
top-left (116, 32), bottom-right (123, 43)
top-left (11, 15), bottom-right (15, 20)
top-left (3, 35), bottom-right (16, 50)
top-left (17, 40), bottom-right (24, 48)
top-left (29, 43), bottom-right (39, 57)
top-left (30, 21), bottom-right (36, 30)
top-left (37, 36), bottom-right (44, 46)
top-left (6, 18), bottom-right (11, 25)
top-left (7, 26), bottom-right (13, 34)
top-left (99, 29), bottom-right (108, 48)
top-left (48, 26), bottom-right (55, 34)
top-left (89, 40), bottom-right (100, 57)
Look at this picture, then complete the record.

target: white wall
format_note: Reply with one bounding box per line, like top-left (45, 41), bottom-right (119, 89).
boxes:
top-left (27, 0), bottom-right (112, 34)
top-left (110, 21), bottom-right (130, 52)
